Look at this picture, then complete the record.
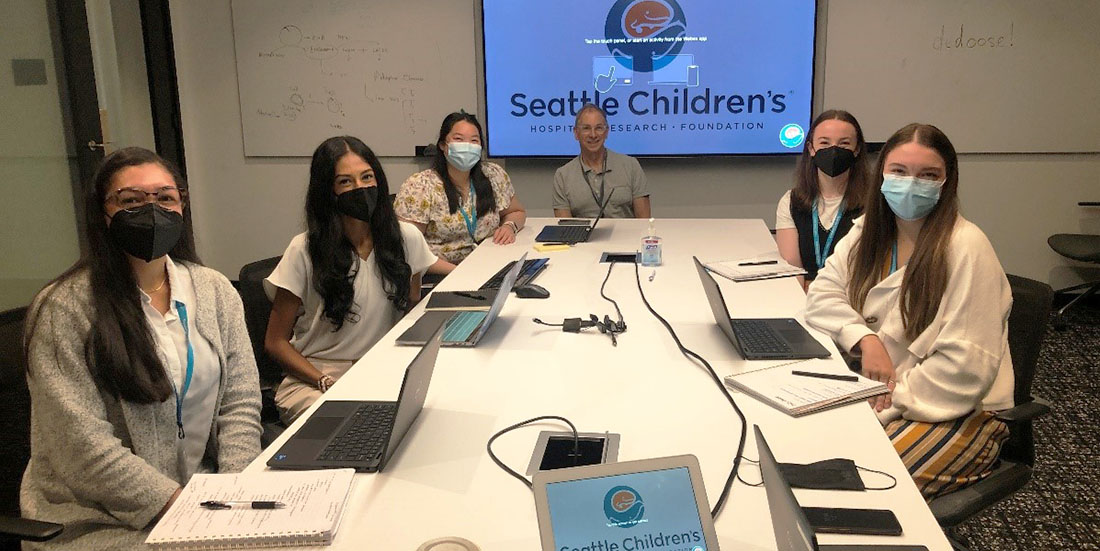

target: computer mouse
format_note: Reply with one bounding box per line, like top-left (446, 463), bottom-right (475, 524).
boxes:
top-left (514, 284), bottom-right (550, 299)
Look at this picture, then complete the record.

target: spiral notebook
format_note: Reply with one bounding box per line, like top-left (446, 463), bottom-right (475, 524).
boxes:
top-left (146, 468), bottom-right (355, 549)
top-left (724, 363), bottom-right (888, 417)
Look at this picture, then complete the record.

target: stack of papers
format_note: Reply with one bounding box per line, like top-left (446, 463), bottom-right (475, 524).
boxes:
top-left (724, 366), bottom-right (888, 417)
top-left (703, 255), bottom-right (806, 282)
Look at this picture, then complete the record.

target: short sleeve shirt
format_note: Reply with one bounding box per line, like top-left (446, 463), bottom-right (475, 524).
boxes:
top-left (552, 149), bottom-right (649, 218)
top-left (395, 162), bottom-right (516, 263)
top-left (263, 222), bottom-right (437, 360)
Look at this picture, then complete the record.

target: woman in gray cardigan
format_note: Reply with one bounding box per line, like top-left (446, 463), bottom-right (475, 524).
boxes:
top-left (21, 148), bottom-right (262, 550)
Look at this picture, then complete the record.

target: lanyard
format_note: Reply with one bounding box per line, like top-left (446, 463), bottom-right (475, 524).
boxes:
top-left (889, 241), bottom-right (899, 275)
top-left (171, 301), bottom-right (195, 439)
top-left (811, 198), bottom-right (845, 270)
top-left (579, 151), bottom-right (608, 207)
top-left (456, 180), bottom-right (478, 241)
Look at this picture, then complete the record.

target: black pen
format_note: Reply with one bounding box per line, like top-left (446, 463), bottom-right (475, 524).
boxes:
top-left (200, 500), bottom-right (285, 510)
top-left (791, 370), bottom-right (859, 382)
top-left (738, 260), bottom-right (779, 266)
top-left (453, 291), bottom-right (487, 300)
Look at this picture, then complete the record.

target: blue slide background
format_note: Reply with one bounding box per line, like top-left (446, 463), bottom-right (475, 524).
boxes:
top-left (482, 0), bottom-right (815, 156)
top-left (545, 467), bottom-right (709, 550)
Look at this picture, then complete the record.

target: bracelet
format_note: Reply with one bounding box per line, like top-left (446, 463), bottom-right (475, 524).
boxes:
top-left (504, 221), bottom-right (519, 234)
top-left (317, 375), bottom-right (334, 392)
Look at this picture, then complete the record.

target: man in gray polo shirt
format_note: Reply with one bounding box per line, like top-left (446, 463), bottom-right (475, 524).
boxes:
top-left (552, 104), bottom-right (651, 219)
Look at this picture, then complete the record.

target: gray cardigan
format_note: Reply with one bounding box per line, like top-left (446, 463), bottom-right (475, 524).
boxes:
top-left (20, 262), bottom-right (262, 550)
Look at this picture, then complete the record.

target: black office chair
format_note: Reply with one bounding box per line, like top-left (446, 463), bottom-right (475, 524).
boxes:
top-left (1047, 209), bottom-right (1100, 328)
top-left (0, 307), bottom-right (62, 546)
top-left (236, 256), bottom-right (287, 448)
top-left (928, 274), bottom-right (1053, 551)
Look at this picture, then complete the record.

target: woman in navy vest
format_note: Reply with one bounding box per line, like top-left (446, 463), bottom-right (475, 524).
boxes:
top-left (775, 110), bottom-right (871, 290)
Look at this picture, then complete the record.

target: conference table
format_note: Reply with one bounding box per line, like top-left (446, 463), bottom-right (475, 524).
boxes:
top-left (247, 218), bottom-right (951, 551)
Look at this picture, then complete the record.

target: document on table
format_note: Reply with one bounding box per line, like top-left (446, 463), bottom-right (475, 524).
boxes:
top-left (147, 468), bottom-right (355, 549)
top-left (724, 363), bottom-right (888, 417)
top-left (703, 254), bottom-right (806, 282)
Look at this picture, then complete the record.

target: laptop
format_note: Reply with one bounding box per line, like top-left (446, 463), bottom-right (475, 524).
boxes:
top-left (693, 256), bottom-right (831, 360)
top-left (266, 321), bottom-right (445, 472)
top-left (532, 455), bottom-right (721, 551)
top-left (755, 426), bottom-right (929, 551)
top-left (397, 253), bottom-right (526, 347)
top-left (535, 193), bottom-right (611, 244)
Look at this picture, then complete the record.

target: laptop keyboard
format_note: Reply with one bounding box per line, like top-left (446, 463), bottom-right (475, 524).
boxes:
top-left (480, 258), bottom-right (549, 290)
top-left (731, 320), bottom-right (792, 354)
top-left (317, 403), bottom-right (397, 462)
top-left (549, 225), bottom-right (589, 243)
top-left (443, 311), bottom-right (488, 343)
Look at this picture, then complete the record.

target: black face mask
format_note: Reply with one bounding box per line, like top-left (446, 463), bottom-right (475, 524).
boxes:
top-left (108, 203), bottom-right (184, 262)
top-left (335, 186), bottom-right (379, 222)
top-left (811, 146), bottom-right (857, 178)
top-left (778, 458), bottom-right (866, 491)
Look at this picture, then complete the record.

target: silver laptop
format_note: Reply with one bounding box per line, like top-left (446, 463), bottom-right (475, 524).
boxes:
top-left (397, 253), bottom-right (526, 347)
top-left (693, 256), bottom-right (831, 360)
top-left (755, 426), bottom-right (929, 551)
top-left (266, 322), bottom-right (445, 472)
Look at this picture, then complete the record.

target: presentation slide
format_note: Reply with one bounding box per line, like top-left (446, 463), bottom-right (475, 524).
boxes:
top-left (482, 0), bottom-right (816, 156)
top-left (545, 467), bottom-right (709, 551)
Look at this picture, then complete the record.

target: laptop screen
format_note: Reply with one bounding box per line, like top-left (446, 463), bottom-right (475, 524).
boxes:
top-left (543, 466), bottom-right (712, 551)
top-left (755, 426), bottom-right (818, 551)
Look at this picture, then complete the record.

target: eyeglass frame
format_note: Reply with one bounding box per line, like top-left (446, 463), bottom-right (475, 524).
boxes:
top-left (104, 186), bottom-right (189, 211)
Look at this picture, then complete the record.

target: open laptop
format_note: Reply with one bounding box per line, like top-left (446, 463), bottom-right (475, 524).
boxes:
top-left (535, 193), bottom-right (611, 244)
top-left (694, 256), bottom-right (831, 360)
top-left (532, 455), bottom-right (721, 551)
top-left (397, 253), bottom-right (526, 346)
top-left (755, 426), bottom-right (929, 551)
top-left (266, 321), bottom-right (445, 473)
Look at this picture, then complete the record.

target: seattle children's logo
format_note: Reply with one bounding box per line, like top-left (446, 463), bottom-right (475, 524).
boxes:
top-left (604, 0), bottom-right (687, 74)
top-left (604, 486), bottom-right (646, 528)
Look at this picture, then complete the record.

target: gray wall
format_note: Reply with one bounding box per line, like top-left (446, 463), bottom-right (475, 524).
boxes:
top-left (169, 0), bottom-right (1100, 288)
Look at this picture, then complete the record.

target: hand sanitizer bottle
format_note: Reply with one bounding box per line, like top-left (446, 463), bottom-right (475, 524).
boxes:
top-left (640, 218), bottom-right (662, 266)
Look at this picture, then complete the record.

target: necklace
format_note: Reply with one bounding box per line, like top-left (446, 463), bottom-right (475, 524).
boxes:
top-left (142, 276), bottom-right (168, 294)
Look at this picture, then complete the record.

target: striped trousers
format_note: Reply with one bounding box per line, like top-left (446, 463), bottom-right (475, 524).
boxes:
top-left (885, 411), bottom-right (1010, 500)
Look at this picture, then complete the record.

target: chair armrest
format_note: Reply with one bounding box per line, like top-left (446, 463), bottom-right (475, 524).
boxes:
top-left (0, 516), bottom-right (64, 542)
top-left (995, 397), bottom-right (1052, 423)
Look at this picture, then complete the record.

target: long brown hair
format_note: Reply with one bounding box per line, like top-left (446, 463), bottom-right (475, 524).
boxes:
top-left (791, 109), bottom-right (870, 210)
top-left (847, 123), bottom-right (960, 341)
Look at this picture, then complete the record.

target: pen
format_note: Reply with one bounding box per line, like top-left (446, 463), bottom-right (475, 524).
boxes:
top-left (738, 260), bottom-right (778, 266)
top-left (200, 500), bottom-right (286, 510)
top-left (453, 291), bottom-right (487, 300)
top-left (791, 370), bottom-right (859, 382)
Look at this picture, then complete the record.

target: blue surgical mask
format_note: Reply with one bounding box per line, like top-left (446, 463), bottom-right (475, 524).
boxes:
top-left (881, 174), bottom-right (943, 220)
top-left (446, 142), bottom-right (482, 171)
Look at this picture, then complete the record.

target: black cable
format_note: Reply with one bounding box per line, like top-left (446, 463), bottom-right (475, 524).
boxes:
top-left (632, 261), bottom-right (747, 519)
top-left (486, 415), bottom-right (579, 490)
top-left (600, 262), bottom-right (624, 327)
top-left (532, 318), bottom-right (564, 327)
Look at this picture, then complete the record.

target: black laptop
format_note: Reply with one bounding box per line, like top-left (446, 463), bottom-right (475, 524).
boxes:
top-left (693, 256), bottom-right (831, 360)
top-left (755, 426), bottom-right (929, 551)
top-left (535, 196), bottom-right (610, 244)
top-left (266, 321), bottom-right (445, 472)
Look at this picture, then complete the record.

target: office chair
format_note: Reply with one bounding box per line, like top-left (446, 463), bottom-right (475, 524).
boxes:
top-left (928, 275), bottom-right (1053, 551)
top-left (0, 307), bottom-right (62, 546)
top-left (236, 256), bottom-right (287, 448)
top-left (1047, 207), bottom-right (1100, 328)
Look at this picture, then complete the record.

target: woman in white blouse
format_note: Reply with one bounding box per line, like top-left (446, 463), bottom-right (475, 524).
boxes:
top-left (805, 123), bottom-right (1014, 499)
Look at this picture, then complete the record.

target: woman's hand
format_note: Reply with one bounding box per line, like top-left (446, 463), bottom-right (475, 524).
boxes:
top-left (858, 334), bottom-right (896, 412)
top-left (492, 223), bottom-right (517, 244)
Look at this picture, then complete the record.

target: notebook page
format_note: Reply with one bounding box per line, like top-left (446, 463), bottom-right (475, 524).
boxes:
top-left (726, 365), bottom-right (887, 413)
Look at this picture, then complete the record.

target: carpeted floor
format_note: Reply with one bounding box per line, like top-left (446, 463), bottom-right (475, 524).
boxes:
top-left (954, 301), bottom-right (1100, 550)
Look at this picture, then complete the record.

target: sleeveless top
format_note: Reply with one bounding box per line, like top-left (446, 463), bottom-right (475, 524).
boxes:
top-left (790, 198), bottom-right (861, 281)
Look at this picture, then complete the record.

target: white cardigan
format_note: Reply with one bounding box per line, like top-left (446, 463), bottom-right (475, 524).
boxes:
top-left (805, 216), bottom-right (1014, 425)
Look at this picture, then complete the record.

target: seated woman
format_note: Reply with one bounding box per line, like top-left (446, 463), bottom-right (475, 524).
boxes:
top-left (775, 110), bottom-right (870, 290)
top-left (805, 123), bottom-right (1014, 499)
top-left (21, 147), bottom-right (262, 549)
top-left (264, 136), bottom-right (447, 423)
top-left (396, 112), bottom-right (527, 264)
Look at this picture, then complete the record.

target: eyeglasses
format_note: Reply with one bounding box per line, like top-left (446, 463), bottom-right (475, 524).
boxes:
top-left (105, 186), bottom-right (187, 210)
top-left (578, 125), bottom-right (608, 134)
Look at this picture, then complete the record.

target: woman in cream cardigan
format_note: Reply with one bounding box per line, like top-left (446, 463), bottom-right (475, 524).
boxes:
top-left (21, 148), bottom-right (261, 549)
top-left (806, 123), bottom-right (1014, 499)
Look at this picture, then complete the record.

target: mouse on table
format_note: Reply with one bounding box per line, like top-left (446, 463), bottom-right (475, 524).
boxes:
top-left (513, 284), bottom-right (550, 299)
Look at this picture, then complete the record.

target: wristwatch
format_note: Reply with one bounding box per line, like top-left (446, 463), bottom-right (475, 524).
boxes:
top-left (504, 221), bottom-right (519, 233)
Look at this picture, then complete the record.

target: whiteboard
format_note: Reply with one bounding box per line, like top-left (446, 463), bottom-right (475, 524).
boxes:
top-left (822, 0), bottom-right (1100, 153)
top-left (230, 0), bottom-right (478, 157)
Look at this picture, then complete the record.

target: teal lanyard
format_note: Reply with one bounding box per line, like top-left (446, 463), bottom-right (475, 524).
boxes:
top-left (456, 181), bottom-right (478, 241)
top-left (889, 241), bottom-right (899, 275)
top-left (811, 198), bottom-right (845, 270)
top-left (171, 301), bottom-right (195, 439)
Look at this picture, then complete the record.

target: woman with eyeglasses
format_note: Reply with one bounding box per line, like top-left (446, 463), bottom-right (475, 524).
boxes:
top-left (263, 137), bottom-right (449, 424)
top-left (805, 124), bottom-right (1014, 499)
top-left (21, 147), bottom-right (261, 549)
top-left (395, 112), bottom-right (527, 264)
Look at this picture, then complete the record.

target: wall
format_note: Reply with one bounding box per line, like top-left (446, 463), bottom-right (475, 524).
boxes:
top-left (170, 0), bottom-right (1100, 289)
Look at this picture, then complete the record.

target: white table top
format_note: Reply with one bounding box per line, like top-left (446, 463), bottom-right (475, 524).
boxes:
top-left (248, 218), bottom-right (950, 551)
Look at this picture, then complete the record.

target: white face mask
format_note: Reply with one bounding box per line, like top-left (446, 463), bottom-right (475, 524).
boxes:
top-left (880, 174), bottom-right (944, 220)
top-left (446, 142), bottom-right (482, 171)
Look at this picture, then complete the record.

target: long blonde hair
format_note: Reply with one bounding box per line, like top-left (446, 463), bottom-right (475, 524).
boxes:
top-left (847, 124), bottom-right (959, 341)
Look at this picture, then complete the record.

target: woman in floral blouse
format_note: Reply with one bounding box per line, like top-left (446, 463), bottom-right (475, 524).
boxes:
top-left (396, 112), bottom-right (527, 264)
